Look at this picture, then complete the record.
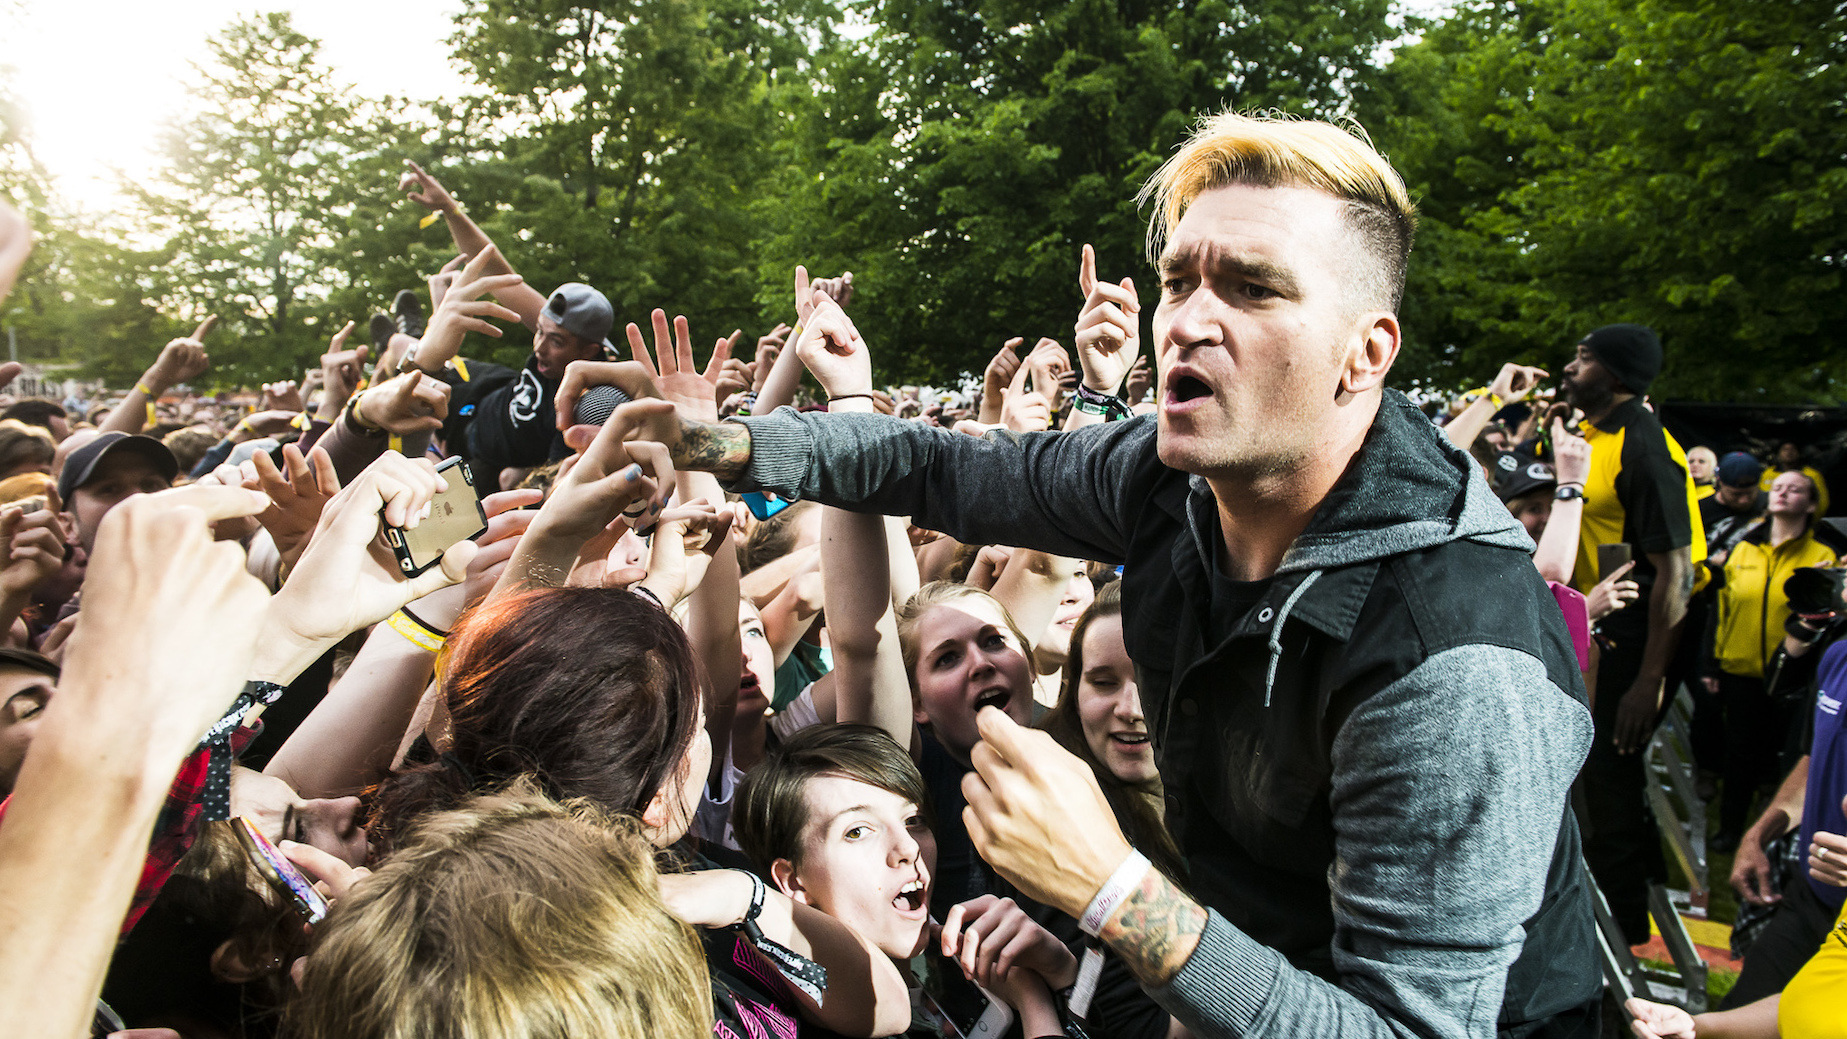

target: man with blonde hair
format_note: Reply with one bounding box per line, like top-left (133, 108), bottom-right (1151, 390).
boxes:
top-left (631, 110), bottom-right (1600, 1038)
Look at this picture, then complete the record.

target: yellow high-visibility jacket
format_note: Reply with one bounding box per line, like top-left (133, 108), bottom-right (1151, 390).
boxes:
top-left (1712, 520), bottom-right (1847, 677)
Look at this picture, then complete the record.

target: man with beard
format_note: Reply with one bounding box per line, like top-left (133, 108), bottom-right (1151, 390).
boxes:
top-left (1559, 323), bottom-right (1705, 945)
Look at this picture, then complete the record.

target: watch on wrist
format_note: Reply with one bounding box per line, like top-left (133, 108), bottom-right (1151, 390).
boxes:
top-left (1554, 484), bottom-right (1585, 502)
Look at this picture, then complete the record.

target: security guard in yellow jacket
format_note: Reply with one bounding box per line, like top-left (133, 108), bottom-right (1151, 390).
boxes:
top-left (1704, 469), bottom-right (1847, 847)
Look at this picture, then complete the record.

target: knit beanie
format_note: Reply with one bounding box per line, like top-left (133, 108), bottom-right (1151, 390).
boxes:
top-left (1580, 324), bottom-right (1662, 395)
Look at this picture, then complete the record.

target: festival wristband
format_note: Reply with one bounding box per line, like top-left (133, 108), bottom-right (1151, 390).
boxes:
top-left (827, 393), bottom-right (876, 405)
top-left (386, 610), bottom-right (445, 653)
top-left (1079, 849), bottom-right (1150, 937)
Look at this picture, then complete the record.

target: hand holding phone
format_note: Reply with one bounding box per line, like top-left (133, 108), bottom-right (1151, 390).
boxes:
top-left (234, 817), bottom-right (330, 924)
top-left (1597, 542), bottom-right (1632, 583)
top-left (383, 456), bottom-right (488, 577)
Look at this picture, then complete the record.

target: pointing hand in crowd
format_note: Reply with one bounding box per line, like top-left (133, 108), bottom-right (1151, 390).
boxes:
top-left (1074, 243), bottom-right (1141, 394)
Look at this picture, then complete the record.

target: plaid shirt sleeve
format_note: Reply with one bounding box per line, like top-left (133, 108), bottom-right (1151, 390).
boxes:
top-left (0, 723), bottom-right (262, 936)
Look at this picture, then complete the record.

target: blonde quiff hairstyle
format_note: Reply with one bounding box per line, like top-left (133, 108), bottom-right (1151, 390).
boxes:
top-left (1137, 110), bottom-right (1418, 310)
top-left (288, 781), bottom-right (711, 1039)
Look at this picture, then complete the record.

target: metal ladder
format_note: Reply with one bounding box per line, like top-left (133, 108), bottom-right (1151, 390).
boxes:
top-left (1595, 686), bottom-right (1715, 1021)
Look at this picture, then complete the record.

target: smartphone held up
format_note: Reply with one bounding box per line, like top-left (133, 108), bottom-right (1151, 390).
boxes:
top-left (381, 456), bottom-right (489, 577)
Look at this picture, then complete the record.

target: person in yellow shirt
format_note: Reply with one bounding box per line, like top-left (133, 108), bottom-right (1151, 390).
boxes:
top-left (1688, 446), bottom-right (1718, 502)
top-left (1761, 441), bottom-right (1830, 518)
top-left (1562, 322), bottom-right (1706, 945)
top-left (1624, 809), bottom-right (1847, 1037)
top-left (1702, 471), bottom-right (1847, 850)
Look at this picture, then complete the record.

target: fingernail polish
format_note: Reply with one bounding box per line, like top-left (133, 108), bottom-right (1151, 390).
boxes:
top-left (622, 464), bottom-right (642, 481)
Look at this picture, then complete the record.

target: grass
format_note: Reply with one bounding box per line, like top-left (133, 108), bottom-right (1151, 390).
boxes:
top-left (1652, 789), bottom-right (1748, 1003)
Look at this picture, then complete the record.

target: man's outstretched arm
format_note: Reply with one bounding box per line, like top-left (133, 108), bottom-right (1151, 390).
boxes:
top-left (649, 404), bottom-right (1152, 564)
top-left (400, 160), bottom-right (548, 329)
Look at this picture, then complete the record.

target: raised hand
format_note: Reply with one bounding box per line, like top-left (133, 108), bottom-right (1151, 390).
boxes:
top-left (399, 159), bottom-right (458, 214)
top-left (494, 414), bottom-right (676, 598)
top-left (1074, 244), bottom-right (1141, 393)
top-left (625, 308), bottom-right (733, 424)
top-left (236, 410), bottom-right (306, 439)
top-left (261, 380), bottom-right (304, 414)
top-left (427, 253), bottom-right (466, 310)
top-left (257, 453), bottom-right (478, 682)
top-left (941, 895), bottom-right (1080, 992)
top-left (794, 265), bottom-right (855, 330)
top-left (1001, 359), bottom-right (1051, 433)
top-left (553, 359), bottom-right (663, 430)
top-left (752, 323), bottom-right (792, 392)
top-left (0, 506), bottom-right (65, 601)
top-left (714, 349), bottom-right (752, 401)
top-left (1551, 417), bottom-right (1592, 486)
top-left (961, 707), bottom-right (1135, 918)
top-left (627, 498), bottom-right (737, 608)
top-left (408, 487), bottom-right (542, 629)
top-left (793, 293), bottom-right (874, 399)
top-left (356, 370), bottom-right (449, 435)
top-left (60, 484), bottom-right (273, 753)
top-left (250, 443), bottom-right (341, 569)
top-left (148, 325), bottom-right (213, 390)
top-left (415, 246), bottom-right (524, 372)
top-left (1488, 362), bottom-right (1549, 405)
top-left (1025, 338), bottom-right (1071, 404)
top-left (980, 339), bottom-right (1023, 425)
top-left (0, 199), bottom-right (32, 304)
top-left (1585, 560), bottom-right (1639, 622)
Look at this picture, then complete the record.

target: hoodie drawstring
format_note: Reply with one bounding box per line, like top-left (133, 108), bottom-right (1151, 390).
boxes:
top-left (1265, 570), bottom-right (1321, 708)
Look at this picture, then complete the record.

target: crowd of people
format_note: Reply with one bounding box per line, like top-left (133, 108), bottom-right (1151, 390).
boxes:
top-left (0, 109), bottom-right (1842, 1039)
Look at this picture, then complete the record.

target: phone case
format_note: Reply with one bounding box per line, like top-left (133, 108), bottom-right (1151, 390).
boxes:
top-left (384, 457), bottom-right (489, 577)
top-left (233, 817), bottom-right (329, 924)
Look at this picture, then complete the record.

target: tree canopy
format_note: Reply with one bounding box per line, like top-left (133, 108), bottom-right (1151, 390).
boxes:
top-left (4, 0), bottom-right (1842, 399)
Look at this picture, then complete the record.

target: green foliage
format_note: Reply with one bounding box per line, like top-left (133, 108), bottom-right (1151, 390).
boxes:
top-left (1371, 0), bottom-right (1847, 401)
top-left (754, 0), bottom-right (1398, 383)
top-left (122, 12), bottom-right (410, 387)
top-left (11, 0), bottom-right (1841, 400)
top-left (428, 0), bottom-right (834, 364)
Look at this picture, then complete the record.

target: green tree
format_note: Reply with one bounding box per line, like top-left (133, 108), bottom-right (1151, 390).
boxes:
top-left (1372, 0), bottom-right (1847, 401)
top-left (428, 0), bottom-right (833, 365)
top-left (130, 12), bottom-right (407, 386)
top-left (754, 0), bottom-right (1398, 384)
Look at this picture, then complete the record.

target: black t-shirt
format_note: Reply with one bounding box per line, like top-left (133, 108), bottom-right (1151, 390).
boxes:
top-left (1700, 491), bottom-right (1766, 558)
top-left (465, 354), bottom-right (569, 485)
top-left (921, 730), bottom-right (1014, 922)
top-left (1206, 534), bottom-right (1277, 645)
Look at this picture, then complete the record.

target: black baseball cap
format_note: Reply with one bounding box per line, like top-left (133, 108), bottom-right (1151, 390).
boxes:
top-left (1493, 451), bottom-right (1557, 502)
top-left (1717, 451), bottom-right (1763, 488)
top-left (56, 432), bottom-right (179, 504)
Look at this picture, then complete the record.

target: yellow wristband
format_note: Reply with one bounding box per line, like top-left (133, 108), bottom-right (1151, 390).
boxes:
top-left (146, 402), bottom-right (158, 427)
top-left (386, 610), bottom-right (445, 653)
top-left (136, 382), bottom-right (155, 397)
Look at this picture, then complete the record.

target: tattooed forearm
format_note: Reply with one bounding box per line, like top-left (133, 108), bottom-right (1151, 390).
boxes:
top-left (673, 417), bottom-right (753, 480)
top-left (1097, 868), bottom-right (1208, 987)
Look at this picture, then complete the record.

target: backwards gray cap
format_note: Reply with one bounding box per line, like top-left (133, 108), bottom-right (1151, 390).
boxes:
top-left (544, 283), bottom-right (615, 346)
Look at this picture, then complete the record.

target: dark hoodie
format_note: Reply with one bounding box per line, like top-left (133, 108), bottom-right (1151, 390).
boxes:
top-left (727, 389), bottom-right (1600, 1039)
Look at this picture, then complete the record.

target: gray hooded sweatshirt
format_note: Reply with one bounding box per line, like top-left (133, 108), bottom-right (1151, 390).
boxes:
top-left (728, 389), bottom-right (1600, 1039)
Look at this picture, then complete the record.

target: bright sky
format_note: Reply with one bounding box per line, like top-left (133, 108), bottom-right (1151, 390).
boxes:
top-left (4, 0), bottom-right (473, 213)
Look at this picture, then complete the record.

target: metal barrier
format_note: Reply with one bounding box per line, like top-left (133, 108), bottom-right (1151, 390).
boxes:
top-left (1588, 864), bottom-right (1710, 1018)
top-left (1645, 687), bottom-right (1709, 908)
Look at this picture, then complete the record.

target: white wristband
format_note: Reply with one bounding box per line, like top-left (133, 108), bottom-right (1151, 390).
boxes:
top-left (1079, 849), bottom-right (1151, 936)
